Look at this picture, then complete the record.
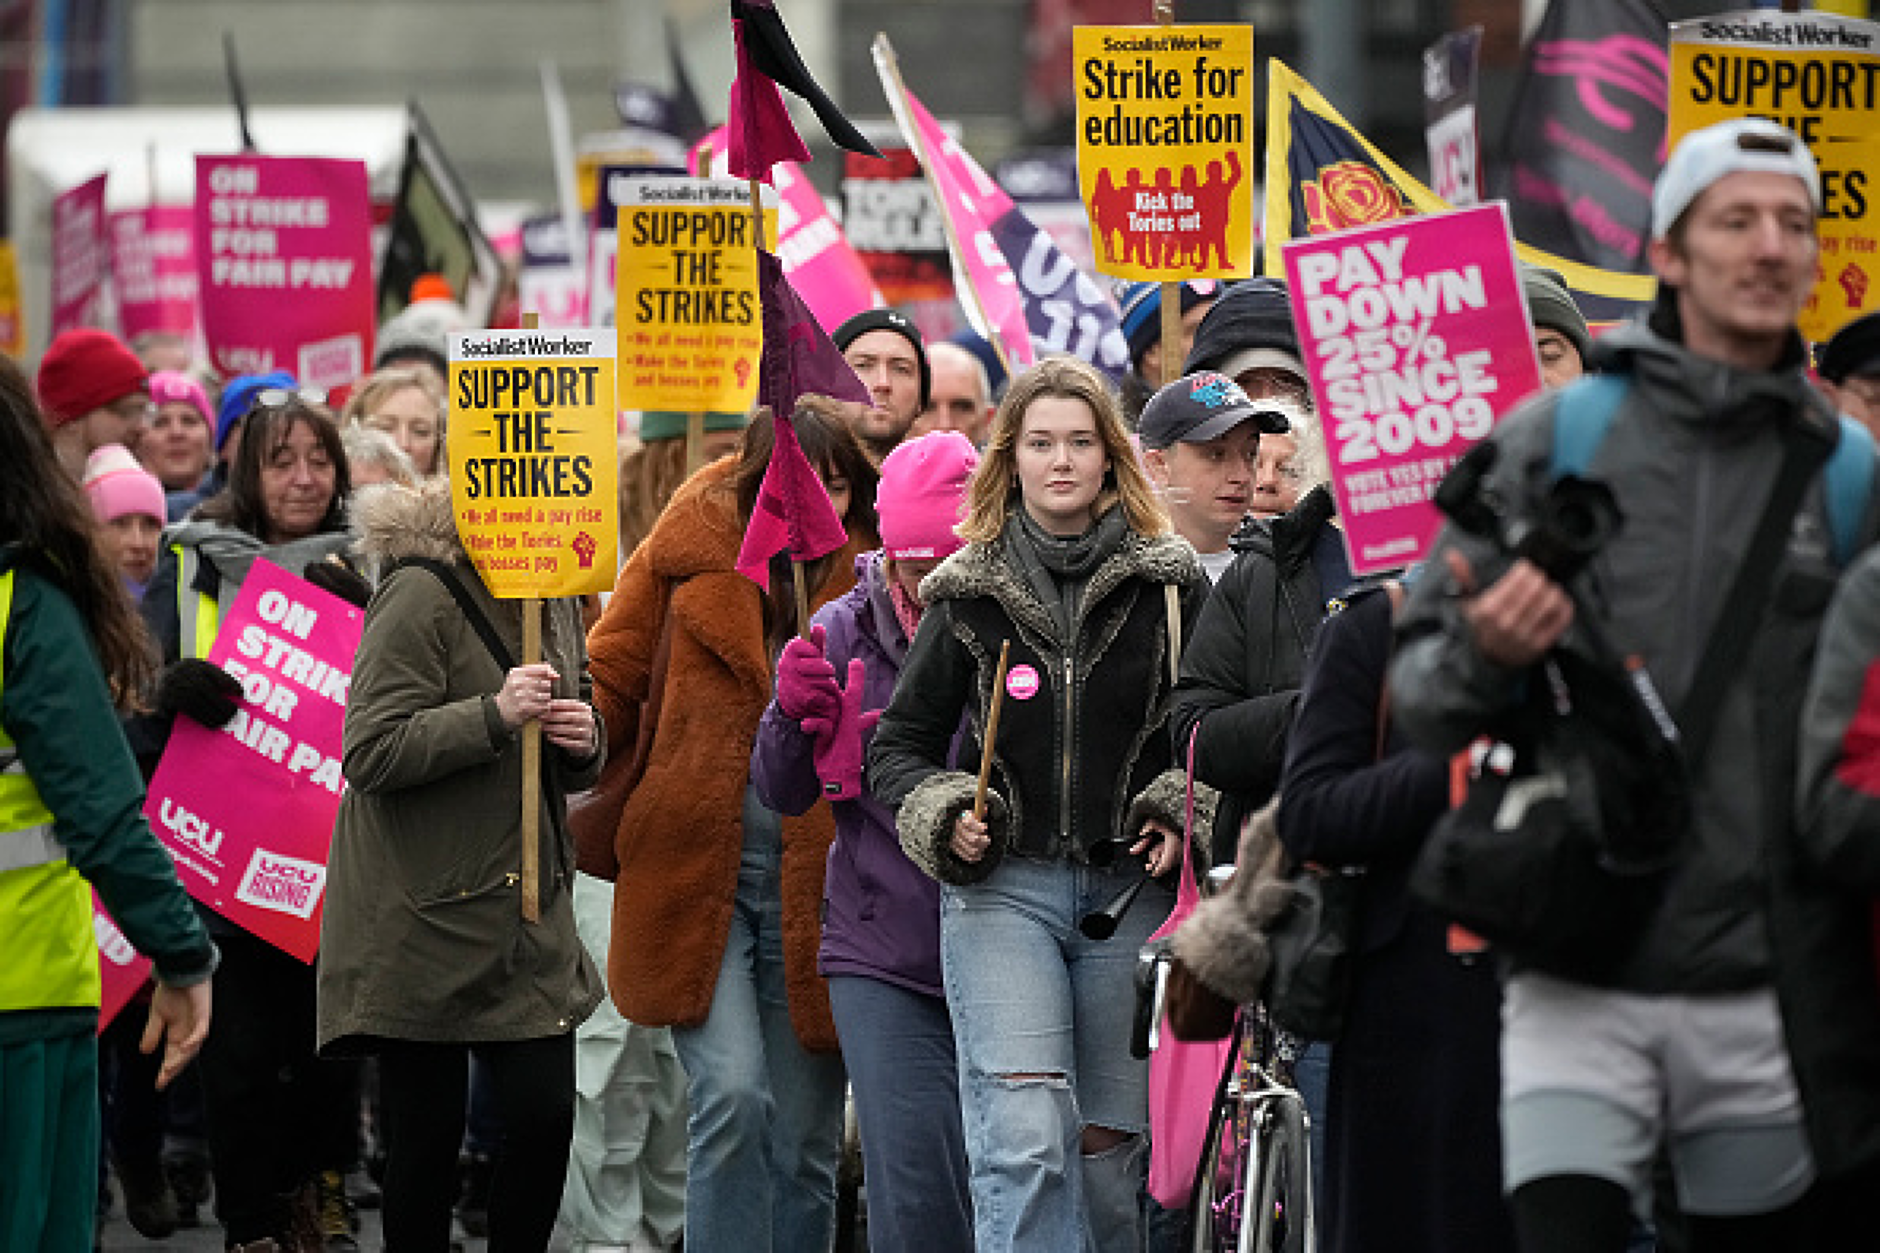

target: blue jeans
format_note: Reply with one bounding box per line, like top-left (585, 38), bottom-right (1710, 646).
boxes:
top-left (828, 975), bottom-right (973, 1253)
top-left (942, 854), bottom-right (1175, 1253)
top-left (1295, 1039), bottom-right (1331, 1211)
top-left (669, 787), bottom-right (847, 1253)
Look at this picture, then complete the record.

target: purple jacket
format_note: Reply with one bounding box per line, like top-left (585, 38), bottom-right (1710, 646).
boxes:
top-left (752, 551), bottom-right (950, 998)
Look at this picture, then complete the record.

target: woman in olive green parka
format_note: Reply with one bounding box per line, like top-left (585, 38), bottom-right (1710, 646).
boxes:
top-left (316, 476), bottom-right (604, 1252)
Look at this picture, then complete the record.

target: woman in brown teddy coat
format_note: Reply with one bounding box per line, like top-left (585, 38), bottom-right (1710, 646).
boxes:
top-left (584, 402), bottom-right (877, 1253)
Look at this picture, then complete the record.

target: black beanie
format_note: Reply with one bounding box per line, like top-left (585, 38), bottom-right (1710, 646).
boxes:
top-left (834, 308), bottom-right (931, 409)
top-left (1818, 310), bottom-right (1880, 384)
top-left (1183, 277), bottom-right (1301, 375)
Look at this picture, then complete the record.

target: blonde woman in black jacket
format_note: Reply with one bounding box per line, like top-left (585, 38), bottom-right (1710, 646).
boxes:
top-left (870, 356), bottom-right (1213, 1253)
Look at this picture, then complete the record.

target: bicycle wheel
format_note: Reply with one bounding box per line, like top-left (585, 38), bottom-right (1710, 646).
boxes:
top-left (1248, 1092), bottom-right (1313, 1253)
top-left (1187, 1082), bottom-right (1250, 1253)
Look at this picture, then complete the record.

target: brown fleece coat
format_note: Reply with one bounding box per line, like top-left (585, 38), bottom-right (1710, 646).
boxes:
top-left (586, 457), bottom-right (870, 1052)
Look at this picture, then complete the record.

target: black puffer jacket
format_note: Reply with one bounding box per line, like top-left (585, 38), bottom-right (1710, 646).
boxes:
top-left (869, 521), bottom-right (1210, 885)
top-left (1171, 485), bottom-right (1339, 863)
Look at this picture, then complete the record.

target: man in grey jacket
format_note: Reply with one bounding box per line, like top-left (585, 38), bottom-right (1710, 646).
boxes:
top-left (1391, 118), bottom-right (1880, 1251)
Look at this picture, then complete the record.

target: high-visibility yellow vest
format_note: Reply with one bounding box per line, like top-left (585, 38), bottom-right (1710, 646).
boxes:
top-left (0, 569), bottom-right (101, 1012)
top-left (173, 542), bottom-right (219, 661)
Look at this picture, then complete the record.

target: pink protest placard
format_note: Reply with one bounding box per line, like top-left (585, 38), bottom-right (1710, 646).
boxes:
top-left (1284, 202), bottom-right (1539, 574)
top-left (111, 205), bottom-right (199, 341)
top-left (145, 560), bottom-right (362, 963)
top-left (194, 155), bottom-right (374, 389)
top-left (697, 127), bottom-right (884, 333)
top-left (52, 173), bottom-right (108, 335)
top-left (94, 891), bottom-right (154, 1033)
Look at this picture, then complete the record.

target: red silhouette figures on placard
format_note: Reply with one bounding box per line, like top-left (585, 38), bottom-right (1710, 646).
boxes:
top-left (1090, 151), bottom-right (1242, 274)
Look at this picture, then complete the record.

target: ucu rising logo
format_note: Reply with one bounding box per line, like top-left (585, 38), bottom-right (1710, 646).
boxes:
top-left (158, 797), bottom-right (225, 861)
top-left (235, 849), bottom-right (326, 921)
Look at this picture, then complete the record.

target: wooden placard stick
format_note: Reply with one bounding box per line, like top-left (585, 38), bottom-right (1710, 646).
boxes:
top-left (685, 410), bottom-right (708, 475)
top-left (519, 311), bottom-right (543, 923)
top-left (1155, 0), bottom-right (1182, 391)
top-left (974, 639), bottom-right (1013, 821)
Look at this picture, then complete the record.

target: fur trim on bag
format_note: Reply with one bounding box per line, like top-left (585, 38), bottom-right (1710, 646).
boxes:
top-left (1170, 796), bottom-right (1295, 1006)
top-left (897, 770), bottom-right (1010, 885)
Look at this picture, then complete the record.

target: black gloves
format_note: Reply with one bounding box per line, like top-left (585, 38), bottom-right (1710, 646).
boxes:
top-left (304, 558), bottom-right (372, 609)
top-left (156, 659), bottom-right (243, 728)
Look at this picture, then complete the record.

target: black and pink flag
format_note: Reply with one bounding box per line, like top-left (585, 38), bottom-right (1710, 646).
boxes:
top-left (734, 250), bottom-right (868, 583)
top-left (1497, 0), bottom-right (1666, 275)
top-left (727, 0), bottom-right (880, 182)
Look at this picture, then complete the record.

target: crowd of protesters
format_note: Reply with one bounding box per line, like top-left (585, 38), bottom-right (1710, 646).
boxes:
top-left (9, 109), bottom-right (1880, 1253)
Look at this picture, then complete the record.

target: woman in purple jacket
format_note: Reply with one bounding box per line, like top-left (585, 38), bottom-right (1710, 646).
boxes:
top-left (751, 431), bottom-right (979, 1253)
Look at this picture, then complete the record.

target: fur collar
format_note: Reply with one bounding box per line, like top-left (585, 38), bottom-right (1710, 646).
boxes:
top-left (352, 478), bottom-right (465, 566)
top-left (919, 522), bottom-right (1199, 643)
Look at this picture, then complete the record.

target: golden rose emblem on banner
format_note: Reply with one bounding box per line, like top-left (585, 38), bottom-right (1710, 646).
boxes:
top-left (1302, 161), bottom-right (1409, 234)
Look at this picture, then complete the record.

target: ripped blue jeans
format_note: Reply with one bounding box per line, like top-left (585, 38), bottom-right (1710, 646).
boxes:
top-left (941, 854), bottom-right (1174, 1253)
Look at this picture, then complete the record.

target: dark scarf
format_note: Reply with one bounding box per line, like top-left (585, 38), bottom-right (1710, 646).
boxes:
top-left (1004, 507), bottom-right (1129, 640)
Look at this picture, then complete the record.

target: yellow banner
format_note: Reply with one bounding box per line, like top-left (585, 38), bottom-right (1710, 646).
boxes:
top-left (1074, 24), bottom-right (1256, 281)
top-left (1669, 12), bottom-right (1880, 341)
top-left (615, 178), bottom-right (771, 412)
top-left (448, 328), bottom-right (620, 598)
top-left (0, 241), bottom-right (21, 359)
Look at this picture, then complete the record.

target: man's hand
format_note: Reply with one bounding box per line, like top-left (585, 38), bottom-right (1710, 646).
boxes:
top-left (1446, 550), bottom-right (1574, 669)
top-left (142, 980), bottom-right (212, 1091)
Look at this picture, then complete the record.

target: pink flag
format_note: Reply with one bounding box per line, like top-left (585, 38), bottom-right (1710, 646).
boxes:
top-left (727, 13), bottom-right (812, 182)
top-left (734, 408), bottom-right (849, 583)
top-left (734, 250), bottom-right (857, 584)
top-left (755, 249), bottom-right (872, 415)
top-left (873, 46), bottom-right (1037, 374)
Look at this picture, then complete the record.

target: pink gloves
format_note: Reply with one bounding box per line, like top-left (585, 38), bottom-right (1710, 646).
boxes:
top-left (804, 658), bottom-right (880, 801)
top-left (776, 624), bottom-right (842, 723)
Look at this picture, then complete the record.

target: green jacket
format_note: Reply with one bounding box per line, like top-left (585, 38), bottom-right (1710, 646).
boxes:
top-left (316, 482), bottom-right (604, 1053)
top-left (0, 547), bottom-right (216, 1046)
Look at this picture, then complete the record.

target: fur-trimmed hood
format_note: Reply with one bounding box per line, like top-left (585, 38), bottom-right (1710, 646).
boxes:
top-left (919, 523), bottom-right (1201, 646)
top-left (351, 478), bottom-right (466, 567)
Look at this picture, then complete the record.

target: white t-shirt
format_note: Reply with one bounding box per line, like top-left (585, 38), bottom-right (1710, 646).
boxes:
top-left (1198, 548), bottom-right (1235, 584)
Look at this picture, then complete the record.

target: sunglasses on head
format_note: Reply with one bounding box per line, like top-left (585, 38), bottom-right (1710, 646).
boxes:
top-left (248, 387), bottom-right (330, 416)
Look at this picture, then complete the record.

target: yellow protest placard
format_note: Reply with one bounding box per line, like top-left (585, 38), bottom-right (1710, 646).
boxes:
top-left (615, 178), bottom-right (773, 412)
top-left (448, 328), bottom-right (620, 598)
top-left (1669, 11), bottom-right (1880, 341)
top-left (1074, 24), bottom-right (1256, 282)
